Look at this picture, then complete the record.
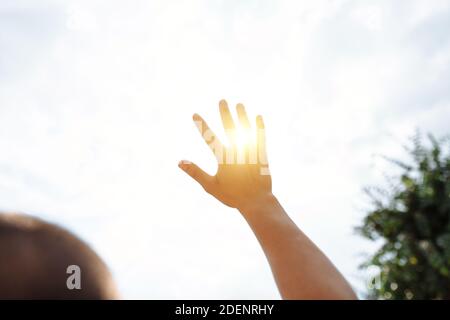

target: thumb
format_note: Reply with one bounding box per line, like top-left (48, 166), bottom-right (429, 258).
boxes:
top-left (178, 160), bottom-right (213, 191)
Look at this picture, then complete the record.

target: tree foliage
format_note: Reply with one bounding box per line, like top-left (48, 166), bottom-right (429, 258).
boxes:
top-left (358, 133), bottom-right (450, 299)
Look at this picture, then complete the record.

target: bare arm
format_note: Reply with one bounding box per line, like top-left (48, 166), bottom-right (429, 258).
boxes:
top-left (239, 195), bottom-right (356, 299)
top-left (179, 99), bottom-right (356, 300)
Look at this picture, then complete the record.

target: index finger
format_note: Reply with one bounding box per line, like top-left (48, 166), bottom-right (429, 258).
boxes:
top-left (193, 113), bottom-right (224, 162)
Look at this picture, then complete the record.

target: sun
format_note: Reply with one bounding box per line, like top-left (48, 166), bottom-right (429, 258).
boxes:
top-left (235, 127), bottom-right (252, 149)
top-left (233, 127), bottom-right (257, 164)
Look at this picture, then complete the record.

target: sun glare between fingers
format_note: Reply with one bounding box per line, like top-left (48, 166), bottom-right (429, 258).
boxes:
top-left (235, 127), bottom-right (251, 151)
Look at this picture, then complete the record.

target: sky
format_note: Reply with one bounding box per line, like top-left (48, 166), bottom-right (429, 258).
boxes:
top-left (0, 0), bottom-right (449, 299)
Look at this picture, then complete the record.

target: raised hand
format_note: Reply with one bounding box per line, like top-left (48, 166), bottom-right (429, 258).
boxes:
top-left (178, 99), bottom-right (272, 211)
top-left (179, 98), bottom-right (356, 300)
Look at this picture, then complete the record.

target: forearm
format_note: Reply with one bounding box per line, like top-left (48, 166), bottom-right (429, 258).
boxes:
top-left (239, 195), bottom-right (357, 300)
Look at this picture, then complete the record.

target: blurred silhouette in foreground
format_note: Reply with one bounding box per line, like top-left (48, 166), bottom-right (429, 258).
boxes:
top-left (0, 213), bottom-right (118, 299)
top-left (179, 99), bottom-right (357, 299)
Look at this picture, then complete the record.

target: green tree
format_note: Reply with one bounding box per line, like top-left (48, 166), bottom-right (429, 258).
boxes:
top-left (358, 133), bottom-right (450, 299)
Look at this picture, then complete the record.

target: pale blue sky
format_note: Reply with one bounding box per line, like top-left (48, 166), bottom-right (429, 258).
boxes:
top-left (1, 0), bottom-right (449, 299)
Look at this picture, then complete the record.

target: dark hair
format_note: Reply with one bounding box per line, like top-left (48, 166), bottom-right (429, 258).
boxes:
top-left (0, 213), bottom-right (117, 299)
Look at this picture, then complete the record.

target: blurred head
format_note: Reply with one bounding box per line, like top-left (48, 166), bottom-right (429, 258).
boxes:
top-left (0, 213), bottom-right (118, 299)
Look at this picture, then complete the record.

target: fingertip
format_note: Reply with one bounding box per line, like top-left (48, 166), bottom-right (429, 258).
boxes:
top-left (192, 114), bottom-right (203, 130)
top-left (236, 103), bottom-right (245, 110)
top-left (256, 115), bottom-right (265, 128)
top-left (219, 99), bottom-right (228, 108)
top-left (178, 160), bottom-right (191, 169)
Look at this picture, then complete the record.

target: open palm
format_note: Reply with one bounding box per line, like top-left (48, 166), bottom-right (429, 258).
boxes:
top-left (179, 99), bottom-right (272, 211)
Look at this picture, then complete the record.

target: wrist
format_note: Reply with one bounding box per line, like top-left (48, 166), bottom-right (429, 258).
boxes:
top-left (238, 193), bottom-right (280, 218)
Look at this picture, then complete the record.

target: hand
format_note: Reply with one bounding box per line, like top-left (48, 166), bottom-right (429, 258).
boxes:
top-left (179, 99), bottom-right (272, 211)
top-left (179, 100), bottom-right (357, 300)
